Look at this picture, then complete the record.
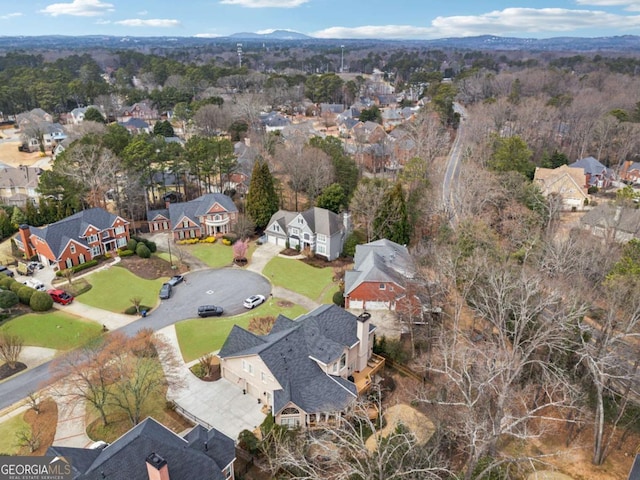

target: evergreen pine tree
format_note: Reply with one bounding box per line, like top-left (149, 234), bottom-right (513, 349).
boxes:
top-left (372, 183), bottom-right (411, 245)
top-left (246, 159), bottom-right (279, 229)
top-left (10, 206), bottom-right (26, 229)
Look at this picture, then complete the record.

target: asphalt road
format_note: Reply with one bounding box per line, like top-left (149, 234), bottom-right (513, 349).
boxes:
top-left (442, 102), bottom-right (467, 225)
top-left (0, 268), bottom-right (272, 411)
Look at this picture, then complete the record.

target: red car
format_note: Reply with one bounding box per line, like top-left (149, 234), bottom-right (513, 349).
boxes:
top-left (48, 289), bottom-right (74, 305)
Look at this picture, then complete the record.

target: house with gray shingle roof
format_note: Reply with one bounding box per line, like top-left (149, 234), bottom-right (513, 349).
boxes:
top-left (15, 208), bottom-right (130, 270)
top-left (620, 160), bottom-right (640, 185)
top-left (47, 417), bottom-right (235, 480)
top-left (218, 304), bottom-right (383, 429)
top-left (568, 156), bottom-right (614, 188)
top-left (264, 207), bottom-right (349, 261)
top-left (581, 203), bottom-right (640, 242)
top-left (147, 193), bottom-right (238, 241)
top-left (344, 239), bottom-right (418, 311)
top-left (0, 165), bottom-right (41, 206)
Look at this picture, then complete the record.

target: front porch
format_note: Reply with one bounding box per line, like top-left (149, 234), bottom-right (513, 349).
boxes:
top-left (352, 353), bottom-right (386, 394)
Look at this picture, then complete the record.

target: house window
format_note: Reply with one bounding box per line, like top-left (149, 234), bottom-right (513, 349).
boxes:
top-left (290, 227), bottom-right (299, 236)
top-left (317, 234), bottom-right (327, 243)
top-left (340, 353), bottom-right (346, 369)
top-left (222, 465), bottom-right (233, 480)
top-left (189, 229), bottom-right (196, 238)
top-left (273, 224), bottom-right (279, 232)
top-left (215, 214), bottom-right (221, 221)
top-left (115, 226), bottom-right (125, 235)
top-left (261, 371), bottom-right (267, 383)
top-left (87, 234), bottom-right (98, 243)
top-left (303, 233), bottom-right (310, 241)
top-left (280, 417), bottom-right (300, 428)
top-left (297, 217), bottom-right (303, 224)
top-left (78, 254), bottom-right (86, 264)
top-left (91, 246), bottom-right (101, 257)
top-left (242, 360), bottom-right (254, 375)
top-left (116, 238), bottom-right (127, 248)
top-left (183, 220), bottom-right (189, 228)
top-left (316, 244), bottom-right (326, 255)
top-left (70, 244), bottom-right (76, 254)
top-left (65, 258), bottom-right (73, 269)
top-left (389, 286), bottom-right (394, 291)
top-left (178, 231), bottom-right (185, 239)
top-left (379, 283), bottom-right (386, 290)
top-left (332, 362), bottom-right (338, 373)
top-left (153, 223), bottom-right (158, 231)
top-left (162, 222), bottom-right (168, 229)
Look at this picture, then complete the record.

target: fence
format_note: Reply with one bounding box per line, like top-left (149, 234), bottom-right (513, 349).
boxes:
top-left (382, 356), bottom-right (428, 383)
top-left (173, 402), bottom-right (214, 430)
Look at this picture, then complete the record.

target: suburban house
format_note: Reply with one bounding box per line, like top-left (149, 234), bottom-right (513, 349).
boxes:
top-left (47, 417), bottom-right (236, 480)
top-left (619, 160), bottom-right (640, 184)
top-left (16, 108), bottom-right (53, 128)
top-left (118, 118), bottom-right (152, 135)
top-left (568, 156), bottom-right (614, 188)
top-left (533, 165), bottom-right (589, 210)
top-left (0, 164), bottom-right (41, 206)
top-left (217, 304), bottom-right (385, 429)
top-left (344, 239), bottom-right (423, 313)
top-left (581, 203), bottom-right (640, 243)
top-left (117, 101), bottom-right (159, 123)
top-left (20, 122), bottom-right (67, 152)
top-left (259, 111), bottom-right (291, 132)
top-left (147, 193), bottom-right (238, 240)
top-left (15, 208), bottom-right (130, 270)
top-left (264, 207), bottom-right (349, 261)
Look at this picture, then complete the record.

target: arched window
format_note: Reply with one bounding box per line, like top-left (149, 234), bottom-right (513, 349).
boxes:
top-left (281, 407), bottom-right (299, 415)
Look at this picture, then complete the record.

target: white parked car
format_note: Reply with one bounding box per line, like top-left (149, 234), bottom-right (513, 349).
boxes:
top-left (243, 294), bottom-right (266, 309)
top-left (23, 279), bottom-right (45, 291)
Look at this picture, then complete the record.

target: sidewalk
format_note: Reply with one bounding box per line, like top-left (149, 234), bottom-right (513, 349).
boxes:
top-left (51, 385), bottom-right (92, 448)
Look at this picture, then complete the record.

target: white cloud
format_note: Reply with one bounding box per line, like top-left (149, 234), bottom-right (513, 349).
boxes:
top-left (576, 0), bottom-right (640, 10)
top-left (40, 0), bottom-right (114, 17)
top-left (0, 12), bottom-right (22, 20)
top-left (219, 0), bottom-right (308, 8)
top-left (313, 7), bottom-right (640, 39)
top-left (194, 33), bottom-right (222, 38)
top-left (115, 18), bottom-right (181, 27)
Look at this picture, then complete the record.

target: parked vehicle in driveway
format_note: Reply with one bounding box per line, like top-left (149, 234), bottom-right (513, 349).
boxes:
top-left (23, 279), bottom-right (45, 291)
top-left (197, 305), bottom-right (224, 317)
top-left (48, 289), bottom-right (74, 305)
top-left (243, 294), bottom-right (266, 309)
top-left (0, 265), bottom-right (14, 277)
top-left (167, 275), bottom-right (184, 286)
top-left (159, 283), bottom-right (172, 300)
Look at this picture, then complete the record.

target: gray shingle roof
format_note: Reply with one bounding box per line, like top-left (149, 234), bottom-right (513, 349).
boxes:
top-left (581, 203), bottom-right (640, 236)
top-left (345, 239), bottom-right (415, 295)
top-left (28, 207), bottom-right (124, 259)
top-left (47, 418), bottom-right (234, 480)
top-left (154, 193), bottom-right (237, 231)
top-left (219, 304), bottom-right (361, 415)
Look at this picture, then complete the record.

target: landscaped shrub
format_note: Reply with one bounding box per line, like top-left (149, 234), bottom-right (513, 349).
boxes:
top-left (136, 242), bottom-right (151, 258)
top-left (145, 241), bottom-right (157, 253)
top-left (127, 239), bottom-right (138, 252)
top-left (238, 429), bottom-right (260, 454)
top-left (342, 230), bottom-right (366, 257)
top-left (177, 238), bottom-right (199, 245)
top-left (332, 290), bottom-right (345, 307)
top-left (588, 186), bottom-right (599, 195)
top-left (201, 236), bottom-right (216, 244)
top-left (118, 249), bottom-right (135, 257)
top-left (55, 260), bottom-right (98, 276)
top-left (9, 281), bottom-right (23, 294)
top-left (124, 305), bottom-right (151, 315)
top-left (0, 290), bottom-right (18, 310)
top-left (0, 276), bottom-right (13, 289)
top-left (30, 290), bottom-right (53, 312)
top-left (222, 233), bottom-right (237, 244)
top-left (17, 285), bottom-right (36, 305)
top-left (222, 238), bottom-right (232, 246)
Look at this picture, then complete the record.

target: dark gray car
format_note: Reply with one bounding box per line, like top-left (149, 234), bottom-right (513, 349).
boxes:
top-left (197, 305), bottom-right (224, 317)
top-left (159, 282), bottom-right (172, 299)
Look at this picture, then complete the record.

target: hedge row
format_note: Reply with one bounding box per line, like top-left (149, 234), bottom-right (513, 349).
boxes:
top-left (0, 278), bottom-right (52, 311)
top-left (176, 236), bottom-right (217, 245)
top-left (55, 259), bottom-right (98, 277)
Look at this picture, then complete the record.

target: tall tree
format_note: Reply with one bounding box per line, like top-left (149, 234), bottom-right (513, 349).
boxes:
top-left (373, 182), bottom-right (411, 245)
top-left (246, 159), bottom-right (279, 229)
top-left (488, 134), bottom-right (535, 179)
top-left (350, 178), bottom-right (389, 243)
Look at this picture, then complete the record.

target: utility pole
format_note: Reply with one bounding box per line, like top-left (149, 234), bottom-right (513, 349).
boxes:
top-left (340, 45), bottom-right (345, 73)
top-left (237, 43), bottom-right (243, 68)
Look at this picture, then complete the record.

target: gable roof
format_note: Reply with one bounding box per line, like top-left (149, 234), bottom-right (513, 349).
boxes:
top-left (47, 418), bottom-right (234, 480)
top-left (581, 203), bottom-right (640, 236)
top-left (154, 193), bottom-right (237, 230)
top-left (344, 239), bottom-right (415, 295)
top-left (28, 208), bottom-right (126, 259)
top-left (219, 304), bottom-right (361, 414)
top-left (568, 156), bottom-right (613, 184)
top-left (533, 165), bottom-right (588, 196)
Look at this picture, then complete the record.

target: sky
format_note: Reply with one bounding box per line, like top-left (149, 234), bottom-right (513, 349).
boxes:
top-left (5, 0), bottom-right (640, 39)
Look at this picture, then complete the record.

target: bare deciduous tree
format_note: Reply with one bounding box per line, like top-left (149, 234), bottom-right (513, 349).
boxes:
top-left (350, 178), bottom-right (389, 242)
top-left (0, 332), bottom-right (23, 370)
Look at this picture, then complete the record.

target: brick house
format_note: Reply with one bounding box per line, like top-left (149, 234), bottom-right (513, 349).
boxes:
top-left (147, 193), bottom-right (238, 241)
top-left (344, 239), bottom-right (419, 312)
top-left (218, 304), bottom-right (385, 429)
top-left (15, 208), bottom-right (130, 270)
top-left (48, 417), bottom-right (236, 480)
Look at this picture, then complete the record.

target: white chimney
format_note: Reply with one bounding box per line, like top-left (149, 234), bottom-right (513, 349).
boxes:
top-left (356, 311), bottom-right (371, 371)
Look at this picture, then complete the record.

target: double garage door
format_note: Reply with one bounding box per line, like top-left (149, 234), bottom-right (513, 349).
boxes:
top-left (268, 235), bottom-right (287, 246)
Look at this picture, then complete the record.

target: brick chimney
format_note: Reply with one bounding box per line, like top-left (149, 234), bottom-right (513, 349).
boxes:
top-left (18, 224), bottom-right (34, 259)
top-left (356, 311), bottom-right (371, 371)
top-left (145, 453), bottom-right (170, 480)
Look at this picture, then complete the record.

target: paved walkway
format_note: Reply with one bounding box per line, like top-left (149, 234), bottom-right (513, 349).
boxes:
top-left (51, 386), bottom-right (93, 448)
top-left (54, 301), bottom-right (137, 331)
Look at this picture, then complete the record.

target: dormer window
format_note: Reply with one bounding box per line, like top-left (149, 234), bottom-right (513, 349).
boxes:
top-left (298, 217), bottom-right (303, 224)
top-left (183, 220), bottom-right (189, 228)
top-left (70, 244), bottom-right (76, 254)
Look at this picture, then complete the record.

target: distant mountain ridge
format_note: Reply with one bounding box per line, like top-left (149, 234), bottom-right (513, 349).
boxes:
top-left (228, 30), bottom-right (311, 40)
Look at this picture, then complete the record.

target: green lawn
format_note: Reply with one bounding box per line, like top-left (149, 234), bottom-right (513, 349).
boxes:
top-left (263, 257), bottom-right (336, 302)
top-left (0, 414), bottom-right (28, 455)
top-left (182, 240), bottom-right (258, 269)
top-left (77, 266), bottom-right (167, 313)
top-left (0, 312), bottom-right (103, 350)
top-left (175, 299), bottom-right (307, 362)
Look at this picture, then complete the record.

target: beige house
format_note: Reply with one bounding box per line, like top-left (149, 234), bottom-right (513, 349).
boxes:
top-left (217, 305), bottom-right (385, 429)
top-left (534, 165), bottom-right (589, 210)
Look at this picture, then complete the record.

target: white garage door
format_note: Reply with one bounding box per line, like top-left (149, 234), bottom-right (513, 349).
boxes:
top-left (349, 300), bottom-right (364, 309)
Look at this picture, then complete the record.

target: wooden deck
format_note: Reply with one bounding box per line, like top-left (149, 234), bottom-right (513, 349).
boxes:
top-left (352, 353), bottom-right (386, 394)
